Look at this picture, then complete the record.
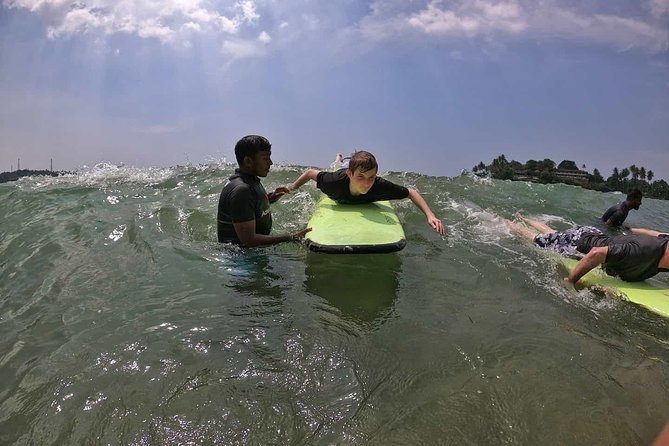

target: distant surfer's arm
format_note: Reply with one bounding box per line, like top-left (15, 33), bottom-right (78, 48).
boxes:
top-left (233, 220), bottom-right (311, 247)
top-left (288, 169), bottom-right (320, 192)
top-left (566, 247), bottom-right (608, 284)
top-left (407, 189), bottom-right (445, 236)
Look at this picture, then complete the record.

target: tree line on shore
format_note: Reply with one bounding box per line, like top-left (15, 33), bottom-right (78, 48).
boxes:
top-left (0, 169), bottom-right (62, 183)
top-left (472, 155), bottom-right (669, 200)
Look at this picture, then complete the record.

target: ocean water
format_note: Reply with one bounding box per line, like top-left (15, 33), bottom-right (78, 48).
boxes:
top-left (1, 163), bottom-right (667, 445)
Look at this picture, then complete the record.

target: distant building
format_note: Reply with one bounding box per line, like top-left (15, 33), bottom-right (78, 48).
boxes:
top-left (555, 168), bottom-right (589, 184)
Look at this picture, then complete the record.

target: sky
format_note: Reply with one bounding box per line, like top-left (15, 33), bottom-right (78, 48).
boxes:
top-left (1, 0), bottom-right (668, 179)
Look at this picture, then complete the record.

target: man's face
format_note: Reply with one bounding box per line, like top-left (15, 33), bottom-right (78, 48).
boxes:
top-left (632, 199), bottom-right (642, 210)
top-left (247, 151), bottom-right (273, 177)
top-left (347, 167), bottom-right (377, 195)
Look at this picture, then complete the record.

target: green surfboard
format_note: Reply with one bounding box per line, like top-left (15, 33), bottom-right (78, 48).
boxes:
top-left (305, 195), bottom-right (406, 254)
top-left (561, 258), bottom-right (669, 318)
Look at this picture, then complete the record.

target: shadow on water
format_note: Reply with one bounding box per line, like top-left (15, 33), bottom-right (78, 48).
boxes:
top-left (303, 252), bottom-right (402, 326)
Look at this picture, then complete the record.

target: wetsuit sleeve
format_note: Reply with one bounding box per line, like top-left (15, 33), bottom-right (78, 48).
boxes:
top-left (605, 241), bottom-right (628, 264)
top-left (228, 184), bottom-right (256, 222)
top-left (371, 178), bottom-right (410, 200)
top-left (316, 171), bottom-right (341, 197)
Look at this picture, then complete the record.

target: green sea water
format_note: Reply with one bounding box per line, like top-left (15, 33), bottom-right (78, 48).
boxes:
top-left (1, 163), bottom-right (667, 445)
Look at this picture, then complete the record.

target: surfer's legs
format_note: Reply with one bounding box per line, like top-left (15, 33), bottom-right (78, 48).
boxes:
top-left (502, 218), bottom-right (540, 241)
top-left (514, 212), bottom-right (555, 234)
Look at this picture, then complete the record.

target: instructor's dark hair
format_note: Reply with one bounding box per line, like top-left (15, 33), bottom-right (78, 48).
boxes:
top-left (627, 188), bottom-right (642, 202)
top-left (348, 150), bottom-right (378, 173)
top-left (235, 135), bottom-right (272, 165)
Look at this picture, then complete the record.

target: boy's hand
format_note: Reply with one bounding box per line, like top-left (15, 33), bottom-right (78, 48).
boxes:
top-left (268, 187), bottom-right (290, 203)
top-left (428, 216), bottom-right (445, 236)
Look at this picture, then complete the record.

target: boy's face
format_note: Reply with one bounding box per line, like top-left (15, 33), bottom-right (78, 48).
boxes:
top-left (346, 167), bottom-right (377, 195)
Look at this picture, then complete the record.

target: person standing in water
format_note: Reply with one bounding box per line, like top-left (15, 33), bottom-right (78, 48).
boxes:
top-left (601, 188), bottom-right (642, 227)
top-left (217, 135), bottom-right (311, 246)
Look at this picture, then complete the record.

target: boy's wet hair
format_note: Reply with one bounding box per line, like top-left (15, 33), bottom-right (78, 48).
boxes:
top-left (235, 135), bottom-right (271, 165)
top-left (627, 188), bottom-right (642, 202)
top-left (347, 151), bottom-right (378, 173)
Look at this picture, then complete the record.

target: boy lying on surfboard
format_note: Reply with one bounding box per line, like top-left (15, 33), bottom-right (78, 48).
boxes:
top-left (287, 150), bottom-right (445, 236)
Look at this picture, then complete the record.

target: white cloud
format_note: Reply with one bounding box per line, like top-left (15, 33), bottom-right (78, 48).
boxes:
top-left (362, 0), bottom-right (668, 52)
top-left (237, 0), bottom-right (259, 23)
top-left (218, 27), bottom-right (272, 63)
top-left (221, 37), bottom-right (264, 61)
top-left (532, 5), bottom-right (668, 52)
top-left (3, 0), bottom-right (668, 54)
top-left (3, 0), bottom-right (260, 44)
top-left (650, 0), bottom-right (669, 17)
top-left (408, 1), bottom-right (527, 36)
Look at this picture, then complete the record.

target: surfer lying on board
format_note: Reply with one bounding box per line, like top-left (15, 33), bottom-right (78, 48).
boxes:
top-left (287, 150), bottom-right (445, 236)
top-left (217, 135), bottom-right (311, 247)
top-left (503, 213), bottom-right (669, 284)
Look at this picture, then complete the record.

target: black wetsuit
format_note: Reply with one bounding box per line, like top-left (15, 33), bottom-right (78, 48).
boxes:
top-left (217, 170), bottom-right (271, 243)
top-left (601, 202), bottom-right (630, 227)
top-left (316, 169), bottom-right (409, 204)
top-left (577, 233), bottom-right (669, 281)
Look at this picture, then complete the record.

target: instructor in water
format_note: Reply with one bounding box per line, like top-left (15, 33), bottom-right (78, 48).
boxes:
top-left (217, 135), bottom-right (311, 246)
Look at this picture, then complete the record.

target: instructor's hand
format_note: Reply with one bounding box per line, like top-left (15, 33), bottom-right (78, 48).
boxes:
top-left (292, 227), bottom-right (312, 241)
top-left (268, 187), bottom-right (291, 203)
top-left (428, 216), bottom-right (445, 236)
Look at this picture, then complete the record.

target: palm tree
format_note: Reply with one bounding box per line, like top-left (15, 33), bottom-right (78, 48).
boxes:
top-left (648, 170), bottom-right (654, 182)
top-left (640, 166), bottom-right (646, 182)
top-left (630, 165), bottom-right (639, 181)
top-left (619, 167), bottom-right (630, 193)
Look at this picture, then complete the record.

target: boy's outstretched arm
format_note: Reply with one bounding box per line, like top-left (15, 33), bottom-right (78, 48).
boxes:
top-left (629, 227), bottom-right (667, 237)
top-left (407, 189), bottom-right (445, 236)
top-left (565, 246), bottom-right (608, 284)
top-left (288, 168), bottom-right (321, 192)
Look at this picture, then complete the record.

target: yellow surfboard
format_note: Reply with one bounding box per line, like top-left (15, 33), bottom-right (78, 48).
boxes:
top-left (561, 258), bottom-right (669, 318)
top-left (305, 195), bottom-right (406, 254)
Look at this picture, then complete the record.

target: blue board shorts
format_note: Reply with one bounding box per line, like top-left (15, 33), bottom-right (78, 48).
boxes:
top-left (533, 225), bottom-right (602, 258)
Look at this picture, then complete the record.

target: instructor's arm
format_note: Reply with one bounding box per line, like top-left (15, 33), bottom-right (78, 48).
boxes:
top-left (233, 220), bottom-right (311, 247)
top-left (566, 246), bottom-right (608, 284)
top-left (408, 189), bottom-right (445, 236)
